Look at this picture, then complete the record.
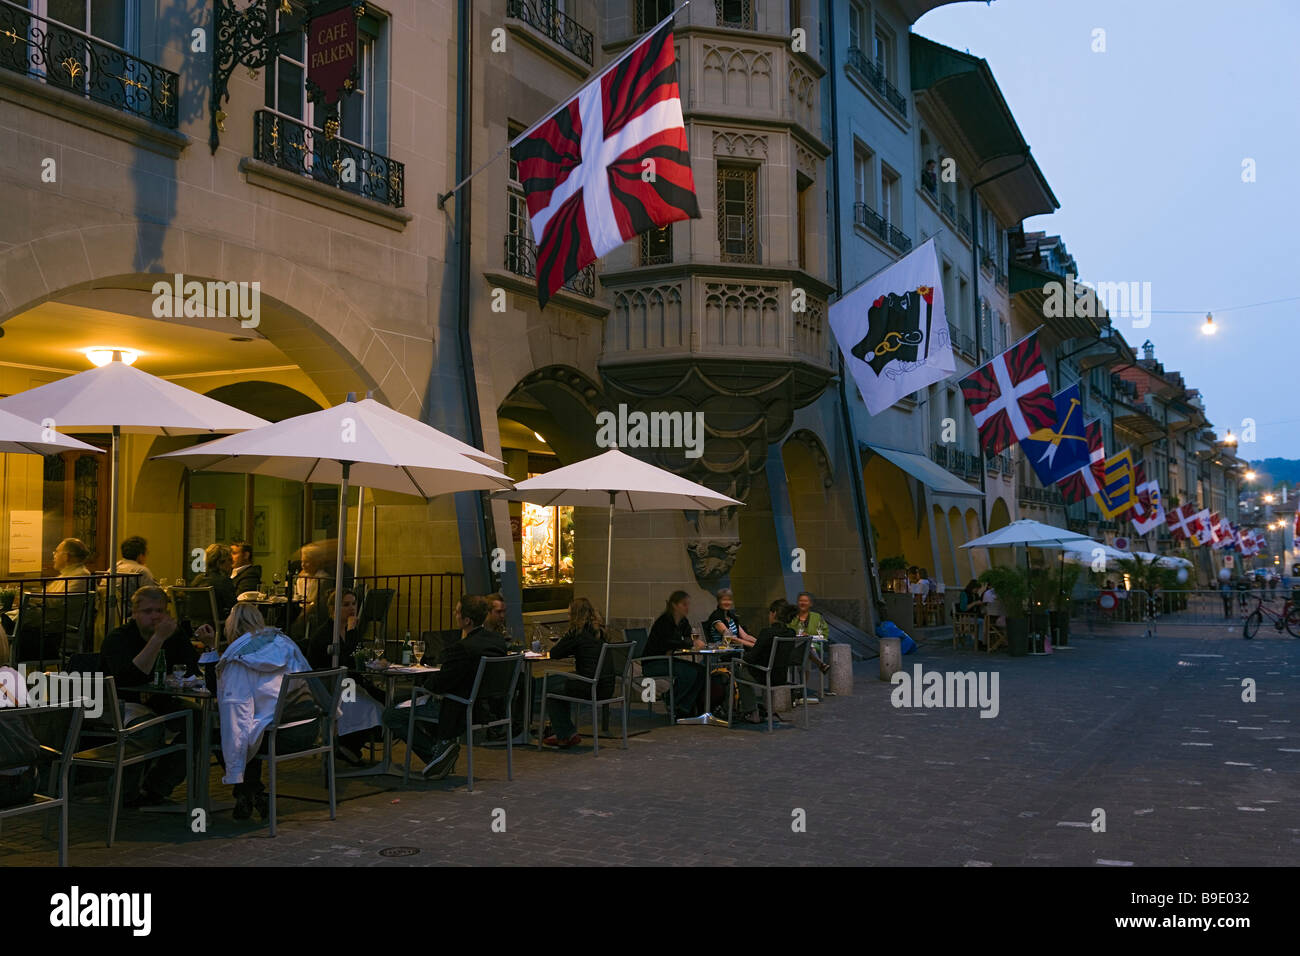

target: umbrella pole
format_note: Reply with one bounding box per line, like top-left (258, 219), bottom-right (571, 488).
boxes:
top-left (353, 485), bottom-right (366, 577)
top-left (604, 492), bottom-right (615, 621)
top-left (331, 462), bottom-right (351, 669)
top-left (107, 424), bottom-right (120, 632)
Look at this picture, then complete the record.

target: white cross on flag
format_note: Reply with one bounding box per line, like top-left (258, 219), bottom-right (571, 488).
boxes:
top-left (1165, 503), bottom-right (1199, 542)
top-left (1189, 508), bottom-right (1214, 547)
top-left (512, 20), bottom-right (699, 307)
top-left (959, 332), bottom-right (1055, 456)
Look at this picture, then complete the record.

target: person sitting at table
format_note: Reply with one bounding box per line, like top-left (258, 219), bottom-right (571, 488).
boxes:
top-left (230, 540), bottom-right (262, 597)
top-left (292, 543), bottom-right (331, 616)
top-left (644, 590), bottom-right (706, 720)
top-left (8, 538), bottom-right (98, 660)
top-left (791, 591), bottom-right (832, 675)
top-left (190, 543), bottom-right (238, 622)
top-left (958, 580), bottom-right (982, 613)
top-left (115, 535), bottom-right (156, 602)
top-left (706, 588), bottom-right (755, 647)
top-left (734, 599), bottom-right (799, 724)
top-left (99, 586), bottom-right (211, 808)
top-left (303, 588), bottom-right (380, 763)
top-left (540, 597), bottom-right (610, 748)
top-left (380, 595), bottom-right (509, 778)
top-left (217, 602), bottom-right (334, 822)
top-left (0, 636), bottom-right (39, 808)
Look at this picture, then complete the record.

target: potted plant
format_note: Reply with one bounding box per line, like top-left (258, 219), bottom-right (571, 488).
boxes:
top-left (1049, 564), bottom-right (1080, 647)
top-left (978, 565), bottom-right (1030, 655)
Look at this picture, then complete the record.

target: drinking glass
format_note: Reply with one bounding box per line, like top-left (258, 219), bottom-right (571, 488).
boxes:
top-left (412, 640), bottom-right (426, 664)
top-left (272, 572), bottom-right (283, 596)
top-left (169, 665), bottom-right (185, 688)
top-left (372, 634), bottom-right (385, 660)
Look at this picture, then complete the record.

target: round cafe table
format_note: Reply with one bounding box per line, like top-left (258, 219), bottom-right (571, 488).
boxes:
top-left (672, 645), bottom-right (741, 727)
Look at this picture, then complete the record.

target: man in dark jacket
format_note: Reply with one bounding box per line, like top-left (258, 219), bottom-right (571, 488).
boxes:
top-left (230, 540), bottom-right (262, 596)
top-left (98, 586), bottom-right (209, 806)
top-left (381, 594), bottom-right (509, 778)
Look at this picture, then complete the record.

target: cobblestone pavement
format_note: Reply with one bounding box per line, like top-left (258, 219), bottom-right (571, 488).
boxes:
top-left (3, 626), bottom-right (1297, 866)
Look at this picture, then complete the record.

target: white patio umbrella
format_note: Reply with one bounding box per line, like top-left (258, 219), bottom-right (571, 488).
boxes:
top-left (0, 358), bottom-right (269, 625)
top-left (155, 397), bottom-right (513, 665)
top-left (1132, 550), bottom-right (1192, 569)
top-left (959, 519), bottom-right (1091, 550)
top-left (0, 407), bottom-right (103, 456)
top-left (1059, 538), bottom-right (1129, 569)
top-left (491, 448), bottom-right (743, 619)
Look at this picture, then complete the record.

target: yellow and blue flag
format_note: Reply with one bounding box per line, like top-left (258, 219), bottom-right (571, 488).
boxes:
top-left (1095, 448), bottom-right (1136, 520)
top-left (1019, 384), bottom-right (1090, 486)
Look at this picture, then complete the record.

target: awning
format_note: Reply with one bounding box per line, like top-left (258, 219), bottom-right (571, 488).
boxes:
top-left (865, 443), bottom-right (983, 498)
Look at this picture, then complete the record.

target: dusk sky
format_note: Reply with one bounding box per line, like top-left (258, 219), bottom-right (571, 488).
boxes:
top-left (916, 0), bottom-right (1300, 462)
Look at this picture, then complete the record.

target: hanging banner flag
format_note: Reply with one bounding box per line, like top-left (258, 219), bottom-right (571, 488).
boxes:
top-left (959, 331), bottom-right (1055, 456)
top-left (1095, 448), bottom-right (1136, 520)
top-left (513, 21), bottom-right (700, 307)
top-left (1189, 507), bottom-right (1214, 547)
top-left (1166, 503), bottom-right (1198, 542)
top-left (830, 238), bottom-right (955, 415)
top-left (1057, 419), bottom-right (1104, 504)
top-left (1130, 472), bottom-right (1165, 535)
top-left (1020, 384), bottom-right (1090, 486)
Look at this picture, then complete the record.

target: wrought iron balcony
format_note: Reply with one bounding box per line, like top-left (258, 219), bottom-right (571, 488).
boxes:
top-left (947, 323), bottom-right (976, 358)
top-left (853, 202), bottom-right (911, 253)
top-left (845, 45), bottom-right (907, 118)
top-left (0, 0), bottom-right (178, 128)
top-left (930, 443), bottom-right (981, 482)
top-left (958, 214), bottom-right (972, 241)
top-left (507, 0), bottom-right (593, 65)
top-left (1017, 480), bottom-right (1064, 507)
top-left (940, 194), bottom-right (956, 222)
top-left (505, 232), bottom-right (595, 297)
top-left (253, 110), bottom-right (405, 208)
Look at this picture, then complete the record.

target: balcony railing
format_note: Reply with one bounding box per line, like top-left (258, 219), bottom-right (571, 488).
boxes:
top-left (930, 443), bottom-right (981, 482)
top-left (1017, 481), bottom-right (1064, 507)
top-left (253, 110), bottom-right (405, 208)
top-left (980, 249), bottom-right (996, 273)
top-left (947, 325), bottom-right (976, 358)
top-left (0, 0), bottom-right (178, 128)
top-left (958, 214), bottom-right (972, 242)
top-left (940, 195), bottom-right (956, 222)
top-left (713, 0), bottom-right (755, 30)
top-left (853, 202), bottom-right (911, 253)
top-left (506, 233), bottom-right (595, 297)
top-left (995, 271), bottom-right (1008, 290)
top-left (845, 45), bottom-right (907, 118)
top-left (507, 0), bottom-right (594, 65)
top-left (920, 174), bottom-right (938, 200)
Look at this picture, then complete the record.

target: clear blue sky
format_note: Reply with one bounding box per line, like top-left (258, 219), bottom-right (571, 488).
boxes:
top-left (916, 0), bottom-right (1300, 462)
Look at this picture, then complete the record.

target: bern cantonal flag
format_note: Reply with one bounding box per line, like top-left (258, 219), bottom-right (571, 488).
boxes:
top-left (830, 238), bottom-right (955, 415)
top-left (1057, 418), bottom-right (1104, 504)
top-left (1020, 384), bottom-right (1090, 486)
top-left (512, 22), bottom-right (700, 308)
top-left (959, 332), bottom-right (1055, 456)
top-left (1166, 502), bottom-right (1199, 542)
top-left (1095, 448), bottom-right (1136, 520)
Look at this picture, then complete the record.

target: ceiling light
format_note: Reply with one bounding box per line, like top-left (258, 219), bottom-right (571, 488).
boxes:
top-left (85, 348), bottom-right (140, 367)
top-left (533, 431), bottom-right (547, 444)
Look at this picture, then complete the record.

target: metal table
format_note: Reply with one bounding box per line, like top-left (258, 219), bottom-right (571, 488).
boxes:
top-left (672, 645), bottom-right (741, 727)
top-left (521, 652), bottom-right (575, 745)
top-left (338, 663), bottom-right (439, 779)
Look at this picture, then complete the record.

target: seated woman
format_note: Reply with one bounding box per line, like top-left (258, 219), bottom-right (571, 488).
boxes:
top-left (791, 591), bottom-right (832, 674)
top-left (217, 603), bottom-right (335, 822)
top-left (643, 591), bottom-right (706, 720)
top-left (189, 543), bottom-right (238, 623)
top-left (958, 580), bottom-right (982, 614)
top-left (735, 599), bottom-right (799, 724)
top-left (541, 597), bottom-right (610, 748)
top-left (706, 588), bottom-right (755, 647)
top-left (306, 589), bottom-right (381, 763)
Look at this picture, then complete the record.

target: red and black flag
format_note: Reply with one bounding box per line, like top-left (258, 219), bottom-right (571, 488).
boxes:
top-left (958, 332), bottom-right (1055, 456)
top-left (1057, 418), bottom-right (1105, 504)
top-left (511, 21), bottom-right (700, 307)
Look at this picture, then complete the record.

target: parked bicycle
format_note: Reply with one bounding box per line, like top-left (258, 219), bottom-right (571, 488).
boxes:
top-left (1242, 595), bottom-right (1300, 639)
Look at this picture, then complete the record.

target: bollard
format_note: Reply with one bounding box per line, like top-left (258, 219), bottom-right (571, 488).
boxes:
top-left (878, 636), bottom-right (902, 681)
top-left (828, 642), bottom-right (853, 695)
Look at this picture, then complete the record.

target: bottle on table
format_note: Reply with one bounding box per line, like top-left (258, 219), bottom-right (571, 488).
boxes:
top-left (401, 631), bottom-right (412, 665)
top-left (154, 648), bottom-right (167, 686)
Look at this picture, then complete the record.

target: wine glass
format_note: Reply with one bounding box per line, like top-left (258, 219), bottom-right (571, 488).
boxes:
top-left (272, 571), bottom-right (283, 596)
top-left (412, 639), bottom-right (426, 665)
top-left (371, 632), bottom-right (385, 661)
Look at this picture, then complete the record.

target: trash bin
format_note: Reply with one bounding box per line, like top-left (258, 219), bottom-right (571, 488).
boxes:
top-left (878, 636), bottom-right (902, 681)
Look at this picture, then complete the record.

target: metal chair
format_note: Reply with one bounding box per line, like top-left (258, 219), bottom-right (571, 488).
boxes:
top-left (0, 703), bottom-right (84, 866)
top-left (265, 667), bottom-right (346, 837)
top-left (728, 635), bottom-right (812, 732)
top-left (537, 642), bottom-right (634, 756)
top-left (11, 590), bottom-right (94, 669)
top-left (169, 586), bottom-right (220, 646)
top-left (358, 588), bottom-right (395, 645)
top-left (70, 676), bottom-right (193, 847)
top-left (402, 653), bottom-right (524, 791)
top-left (626, 626), bottom-right (676, 723)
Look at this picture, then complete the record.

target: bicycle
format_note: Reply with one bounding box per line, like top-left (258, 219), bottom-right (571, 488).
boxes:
top-left (1242, 595), bottom-right (1300, 639)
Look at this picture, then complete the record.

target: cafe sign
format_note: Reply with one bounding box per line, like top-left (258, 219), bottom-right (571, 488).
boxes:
top-left (307, 5), bottom-right (359, 105)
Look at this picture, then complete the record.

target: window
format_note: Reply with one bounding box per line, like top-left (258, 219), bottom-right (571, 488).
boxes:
top-left (44, 0), bottom-right (126, 45)
top-left (13, 0), bottom-right (132, 107)
top-left (506, 122), bottom-right (531, 269)
top-left (873, 22), bottom-right (894, 82)
top-left (639, 224), bottom-right (673, 265)
top-left (847, 0), bottom-right (867, 51)
top-left (958, 275), bottom-right (970, 339)
top-left (635, 0), bottom-right (675, 32)
top-left (715, 0), bottom-right (753, 30)
top-left (520, 483), bottom-right (574, 587)
top-left (797, 180), bottom-right (810, 269)
top-left (717, 164), bottom-right (757, 263)
top-left (880, 163), bottom-right (899, 225)
top-left (853, 142), bottom-right (872, 207)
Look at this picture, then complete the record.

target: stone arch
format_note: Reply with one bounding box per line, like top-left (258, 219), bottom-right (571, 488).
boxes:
top-left (0, 223), bottom-right (424, 415)
top-left (965, 508), bottom-right (987, 577)
top-left (933, 504), bottom-right (956, 586)
top-left (988, 496), bottom-right (1013, 569)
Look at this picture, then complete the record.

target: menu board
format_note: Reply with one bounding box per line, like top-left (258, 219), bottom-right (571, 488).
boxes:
top-left (8, 510), bottom-right (42, 573)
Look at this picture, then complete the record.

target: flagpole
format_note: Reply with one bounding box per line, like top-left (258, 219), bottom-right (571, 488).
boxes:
top-left (436, 0), bottom-right (692, 209)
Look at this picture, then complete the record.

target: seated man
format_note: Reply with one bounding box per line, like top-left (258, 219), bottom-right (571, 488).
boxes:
top-left (10, 538), bottom-right (96, 661)
top-left (99, 586), bottom-right (209, 807)
top-left (381, 594), bottom-right (508, 778)
top-left (734, 599), bottom-right (797, 724)
top-left (115, 535), bottom-right (156, 606)
top-left (230, 540), bottom-right (262, 597)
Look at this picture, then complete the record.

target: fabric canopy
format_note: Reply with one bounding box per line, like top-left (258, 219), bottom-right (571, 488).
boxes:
top-left (865, 443), bottom-right (983, 498)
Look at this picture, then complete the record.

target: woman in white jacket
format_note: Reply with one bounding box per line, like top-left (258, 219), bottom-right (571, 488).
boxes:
top-left (217, 603), bottom-right (327, 821)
